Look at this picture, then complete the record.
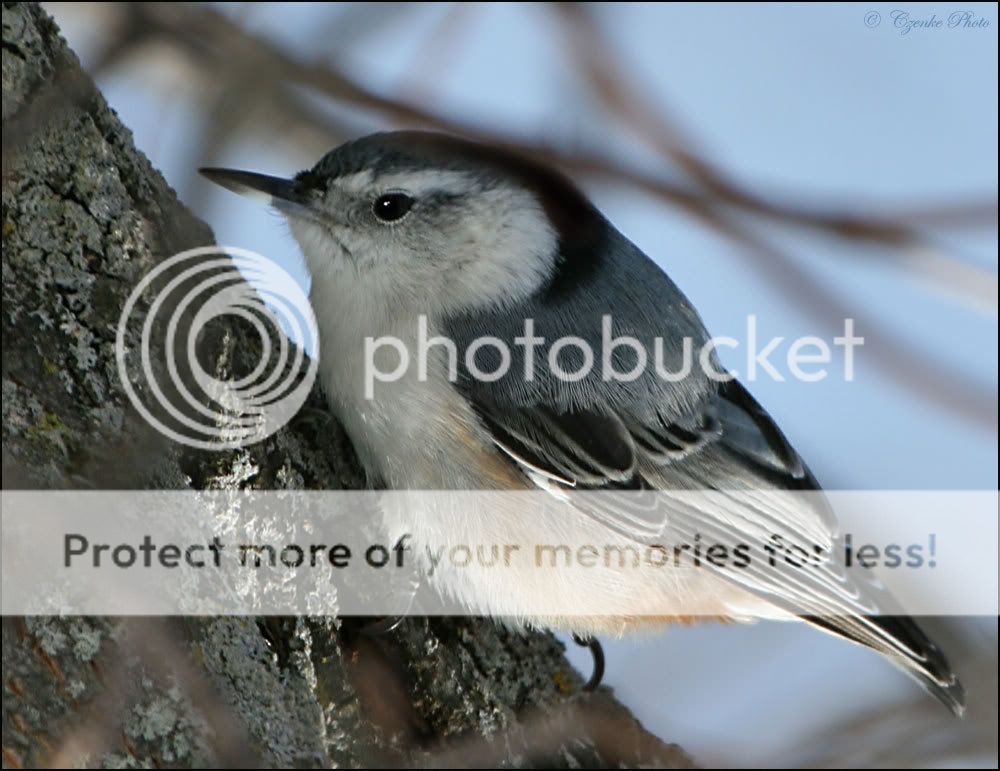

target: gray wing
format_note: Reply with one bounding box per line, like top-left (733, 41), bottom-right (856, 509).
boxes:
top-left (442, 217), bottom-right (961, 711)
top-left (463, 377), bottom-right (963, 712)
top-left (440, 218), bottom-right (838, 549)
top-left (464, 374), bottom-right (858, 620)
top-left (466, 377), bottom-right (834, 540)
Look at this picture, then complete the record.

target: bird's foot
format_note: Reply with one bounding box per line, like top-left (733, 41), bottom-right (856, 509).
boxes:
top-left (360, 614), bottom-right (407, 637)
top-left (337, 614), bottom-right (407, 642)
top-left (572, 634), bottom-right (605, 691)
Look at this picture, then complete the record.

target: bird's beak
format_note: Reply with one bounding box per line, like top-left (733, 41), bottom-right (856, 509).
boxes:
top-left (199, 168), bottom-right (310, 213)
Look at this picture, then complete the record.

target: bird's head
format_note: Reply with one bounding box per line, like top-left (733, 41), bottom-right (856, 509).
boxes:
top-left (201, 131), bottom-right (603, 318)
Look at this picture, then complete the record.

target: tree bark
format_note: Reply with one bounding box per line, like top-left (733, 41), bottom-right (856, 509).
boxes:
top-left (1, 3), bottom-right (692, 767)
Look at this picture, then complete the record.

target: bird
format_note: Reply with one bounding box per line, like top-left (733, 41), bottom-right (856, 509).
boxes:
top-left (200, 130), bottom-right (965, 715)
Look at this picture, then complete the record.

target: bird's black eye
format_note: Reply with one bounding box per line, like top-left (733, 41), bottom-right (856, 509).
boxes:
top-left (372, 192), bottom-right (414, 223)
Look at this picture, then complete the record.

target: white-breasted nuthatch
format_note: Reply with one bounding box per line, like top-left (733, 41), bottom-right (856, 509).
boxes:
top-left (201, 131), bottom-right (964, 715)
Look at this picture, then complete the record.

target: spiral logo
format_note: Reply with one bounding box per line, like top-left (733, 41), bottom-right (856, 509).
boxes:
top-left (116, 246), bottom-right (318, 450)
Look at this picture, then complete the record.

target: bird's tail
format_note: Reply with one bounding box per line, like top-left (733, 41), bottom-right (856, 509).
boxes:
top-left (806, 613), bottom-right (966, 717)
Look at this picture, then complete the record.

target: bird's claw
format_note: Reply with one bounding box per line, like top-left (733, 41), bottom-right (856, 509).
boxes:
top-left (572, 634), bottom-right (605, 691)
top-left (359, 614), bottom-right (407, 637)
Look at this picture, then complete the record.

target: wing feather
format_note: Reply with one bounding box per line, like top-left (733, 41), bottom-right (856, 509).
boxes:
top-left (460, 377), bottom-right (964, 713)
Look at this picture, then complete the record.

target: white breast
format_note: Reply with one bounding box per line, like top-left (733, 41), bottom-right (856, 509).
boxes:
top-left (309, 271), bottom-right (509, 490)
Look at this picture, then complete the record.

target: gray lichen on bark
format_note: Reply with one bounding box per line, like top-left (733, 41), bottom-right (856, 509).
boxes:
top-left (1, 3), bottom-right (692, 767)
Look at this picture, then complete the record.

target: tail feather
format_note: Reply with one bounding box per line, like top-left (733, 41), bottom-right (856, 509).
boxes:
top-left (806, 614), bottom-right (966, 717)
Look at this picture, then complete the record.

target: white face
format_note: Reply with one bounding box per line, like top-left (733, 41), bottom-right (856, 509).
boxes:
top-left (285, 168), bottom-right (559, 320)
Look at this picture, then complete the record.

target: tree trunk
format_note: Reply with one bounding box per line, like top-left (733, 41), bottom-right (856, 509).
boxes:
top-left (1, 3), bottom-right (691, 767)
